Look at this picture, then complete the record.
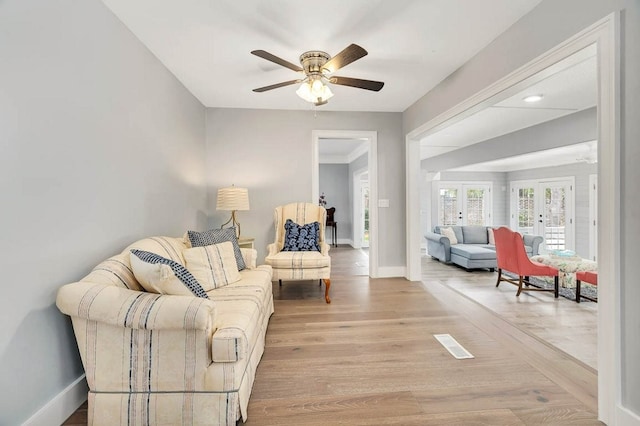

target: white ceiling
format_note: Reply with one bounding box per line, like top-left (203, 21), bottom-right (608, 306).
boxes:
top-left (420, 44), bottom-right (598, 168)
top-left (100, 0), bottom-right (542, 112)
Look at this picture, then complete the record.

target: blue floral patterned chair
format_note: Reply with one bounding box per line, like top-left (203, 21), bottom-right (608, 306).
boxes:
top-left (265, 202), bottom-right (332, 303)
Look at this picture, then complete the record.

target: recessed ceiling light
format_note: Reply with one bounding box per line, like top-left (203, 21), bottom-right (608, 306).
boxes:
top-left (523, 94), bottom-right (544, 103)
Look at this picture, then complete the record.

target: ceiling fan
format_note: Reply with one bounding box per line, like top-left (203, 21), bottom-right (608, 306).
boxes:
top-left (251, 43), bottom-right (384, 106)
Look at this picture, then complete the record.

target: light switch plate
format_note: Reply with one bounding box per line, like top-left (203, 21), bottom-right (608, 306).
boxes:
top-left (378, 199), bottom-right (390, 208)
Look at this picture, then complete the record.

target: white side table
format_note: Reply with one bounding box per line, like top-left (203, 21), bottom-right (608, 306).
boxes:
top-left (238, 237), bottom-right (255, 249)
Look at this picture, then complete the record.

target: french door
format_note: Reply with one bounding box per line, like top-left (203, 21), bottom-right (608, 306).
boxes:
top-left (436, 182), bottom-right (492, 226)
top-left (510, 178), bottom-right (575, 252)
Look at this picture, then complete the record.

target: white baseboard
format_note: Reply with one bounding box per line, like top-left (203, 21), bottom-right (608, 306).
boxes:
top-left (617, 404), bottom-right (640, 426)
top-left (23, 375), bottom-right (88, 426)
top-left (376, 266), bottom-right (406, 278)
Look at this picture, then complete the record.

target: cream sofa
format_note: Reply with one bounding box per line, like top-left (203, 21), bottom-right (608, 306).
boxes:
top-left (56, 235), bottom-right (274, 425)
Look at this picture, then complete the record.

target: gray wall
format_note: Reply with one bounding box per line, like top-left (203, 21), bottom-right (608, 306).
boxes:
top-left (0, 0), bottom-right (207, 424)
top-left (406, 0), bottom-right (640, 415)
top-left (205, 108), bottom-right (404, 268)
top-left (319, 163), bottom-right (351, 242)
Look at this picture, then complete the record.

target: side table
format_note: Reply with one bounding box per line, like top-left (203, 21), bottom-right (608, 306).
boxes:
top-left (238, 237), bottom-right (255, 249)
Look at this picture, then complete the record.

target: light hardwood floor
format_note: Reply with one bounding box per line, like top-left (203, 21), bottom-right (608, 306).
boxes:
top-left (64, 246), bottom-right (600, 425)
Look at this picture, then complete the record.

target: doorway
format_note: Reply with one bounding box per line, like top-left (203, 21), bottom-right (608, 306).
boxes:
top-left (510, 177), bottom-right (575, 251)
top-left (436, 181), bottom-right (493, 226)
top-left (312, 130), bottom-right (378, 277)
top-left (405, 15), bottom-right (619, 422)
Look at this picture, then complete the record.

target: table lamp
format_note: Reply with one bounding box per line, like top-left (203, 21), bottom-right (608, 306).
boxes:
top-left (216, 185), bottom-right (250, 238)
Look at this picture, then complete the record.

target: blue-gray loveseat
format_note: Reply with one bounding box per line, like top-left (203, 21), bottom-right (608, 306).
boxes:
top-left (425, 225), bottom-right (543, 271)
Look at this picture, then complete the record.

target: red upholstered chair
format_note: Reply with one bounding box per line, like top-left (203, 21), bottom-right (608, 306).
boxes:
top-left (494, 227), bottom-right (559, 298)
top-left (575, 270), bottom-right (598, 303)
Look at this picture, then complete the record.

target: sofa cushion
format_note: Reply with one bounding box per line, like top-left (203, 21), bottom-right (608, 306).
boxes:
top-left (187, 228), bottom-right (246, 271)
top-left (462, 226), bottom-right (489, 244)
top-left (266, 250), bottom-right (330, 268)
top-left (130, 249), bottom-right (209, 298)
top-left (450, 244), bottom-right (497, 260)
top-left (440, 227), bottom-right (458, 245)
top-left (282, 219), bottom-right (320, 252)
top-left (183, 241), bottom-right (241, 290)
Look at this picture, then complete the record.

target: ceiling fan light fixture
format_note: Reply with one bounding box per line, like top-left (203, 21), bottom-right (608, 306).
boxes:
top-left (296, 78), bottom-right (334, 105)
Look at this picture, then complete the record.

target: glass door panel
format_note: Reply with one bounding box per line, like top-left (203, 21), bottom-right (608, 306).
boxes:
top-left (437, 183), bottom-right (492, 227)
top-left (542, 182), bottom-right (569, 251)
top-left (438, 187), bottom-right (460, 226)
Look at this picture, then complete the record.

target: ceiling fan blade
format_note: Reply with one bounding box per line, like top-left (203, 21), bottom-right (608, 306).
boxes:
top-left (252, 79), bottom-right (300, 93)
top-left (323, 44), bottom-right (368, 73)
top-left (251, 50), bottom-right (303, 72)
top-left (330, 76), bottom-right (384, 91)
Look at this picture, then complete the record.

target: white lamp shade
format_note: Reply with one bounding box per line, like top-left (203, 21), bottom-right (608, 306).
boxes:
top-left (216, 186), bottom-right (250, 211)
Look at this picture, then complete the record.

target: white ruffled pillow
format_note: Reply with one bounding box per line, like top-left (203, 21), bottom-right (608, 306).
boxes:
top-left (129, 249), bottom-right (209, 298)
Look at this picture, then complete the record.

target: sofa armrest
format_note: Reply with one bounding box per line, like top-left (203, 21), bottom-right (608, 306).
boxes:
top-left (319, 241), bottom-right (330, 256)
top-left (425, 231), bottom-right (449, 246)
top-left (240, 247), bottom-right (258, 269)
top-left (425, 231), bottom-right (451, 262)
top-left (56, 282), bottom-right (216, 331)
top-left (523, 234), bottom-right (544, 256)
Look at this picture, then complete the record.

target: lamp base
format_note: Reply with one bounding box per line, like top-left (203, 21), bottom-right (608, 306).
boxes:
top-left (220, 210), bottom-right (241, 239)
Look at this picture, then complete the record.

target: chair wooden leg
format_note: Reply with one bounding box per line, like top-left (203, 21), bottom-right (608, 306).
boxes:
top-left (554, 275), bottom-right (559, 298)
top-left (495, 269), bottom-right (502, 287)
top-left (516, 275), bottom-right (524, 296)
top-left (576, 279), bottom-right (581, 303)
top-left (323, 278), bottom-right (331, 304)
top-left (524, 276), bottom-right (530, 287)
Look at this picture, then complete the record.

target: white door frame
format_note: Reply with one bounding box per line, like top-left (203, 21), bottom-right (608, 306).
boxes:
top-left (405, 14), bottom-right (620, 424)
top-left (312, 130), bottom-right (378, 277)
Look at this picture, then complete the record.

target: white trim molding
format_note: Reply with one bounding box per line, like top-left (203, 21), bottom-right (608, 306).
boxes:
top-left (405, 12), bottom-right (621, 425)
top-left (376, 266), bottom-right (406, 278)
top-left (23, 375), bottom-right (87, 426)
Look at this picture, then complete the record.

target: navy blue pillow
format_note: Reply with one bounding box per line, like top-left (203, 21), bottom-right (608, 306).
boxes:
top-left (282, 219), bottom-right (320, 252)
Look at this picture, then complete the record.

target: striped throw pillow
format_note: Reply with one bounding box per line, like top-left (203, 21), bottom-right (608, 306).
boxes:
top-left (183, 241), bottom-right (241, 290)
top-left (187, 227), bottom-right (246, 271)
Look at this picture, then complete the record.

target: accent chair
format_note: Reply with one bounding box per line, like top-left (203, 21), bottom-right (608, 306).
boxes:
top-left (494, 227), bottom-right (559, 298)
top-left (264, 202), bottom-right (332, 303)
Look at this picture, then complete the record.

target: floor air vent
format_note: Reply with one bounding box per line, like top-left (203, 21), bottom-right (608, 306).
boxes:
top-left (434, 334), bottom-right (474, 359)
